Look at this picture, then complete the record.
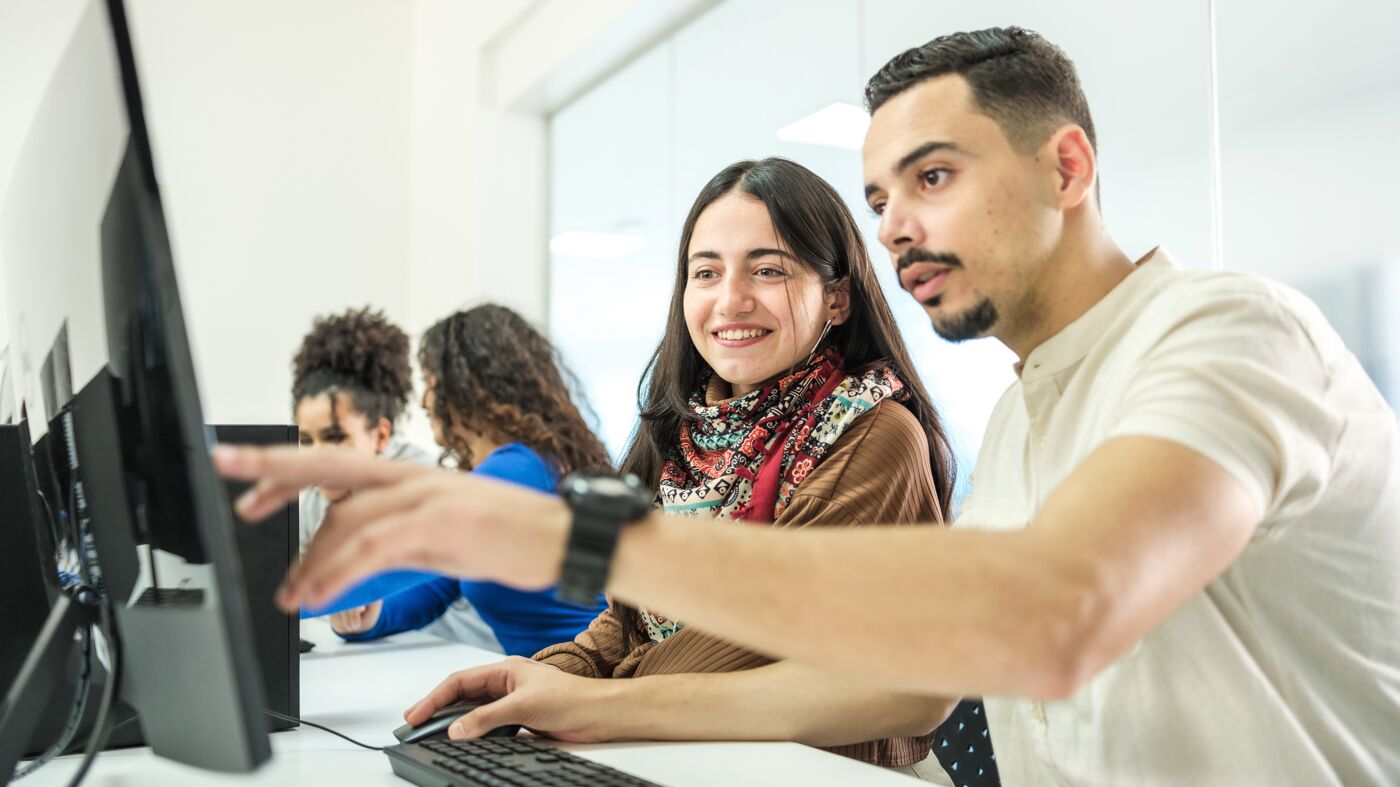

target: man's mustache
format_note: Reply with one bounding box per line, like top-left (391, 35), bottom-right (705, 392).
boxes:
top-left (896, 248), bottom-right (963, 273)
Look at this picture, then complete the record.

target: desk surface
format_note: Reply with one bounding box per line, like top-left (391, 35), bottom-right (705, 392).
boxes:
top-left (23, 619), bottom-right (921, 786)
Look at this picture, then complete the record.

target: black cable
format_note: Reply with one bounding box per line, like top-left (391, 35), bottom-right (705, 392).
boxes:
top-left (105, 714), bottom-right (139, 734)
top-left (63, 593), bottom-right (121, 787)
top-left (10, 624), bottom-right (95, 781)
top-left (263, 710), bottom-right (385, 751)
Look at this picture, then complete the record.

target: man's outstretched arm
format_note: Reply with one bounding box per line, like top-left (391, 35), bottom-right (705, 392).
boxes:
top-left (607, 435), bottom-right (1260, 698)
top-left (218, 434), bottom-right (1259, 698)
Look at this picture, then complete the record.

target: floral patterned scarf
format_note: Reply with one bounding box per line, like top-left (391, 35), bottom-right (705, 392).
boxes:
top-left (641, 347), bottom-right (908, 641)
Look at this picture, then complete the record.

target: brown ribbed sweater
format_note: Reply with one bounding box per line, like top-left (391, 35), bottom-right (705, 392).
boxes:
top-left (534, 399), bottom-right (942, 767)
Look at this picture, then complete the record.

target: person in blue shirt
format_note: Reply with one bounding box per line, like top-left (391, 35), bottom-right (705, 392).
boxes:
top-left (290, 306), bottom-right (499, 650)
top-left (308, 304), bottom-right (611, 657)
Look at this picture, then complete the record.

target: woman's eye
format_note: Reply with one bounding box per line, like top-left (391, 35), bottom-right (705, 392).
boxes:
top-left (869, 202), bottom-right (886, 217)
top-left (691, 269), bottom-right (716, 280)
top-left (756, 268), bottom-right (785, 278)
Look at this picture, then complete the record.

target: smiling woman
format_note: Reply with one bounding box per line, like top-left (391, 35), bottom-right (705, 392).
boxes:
top-left (508, 158), bottom-right (974, 774)
top-left (682, 192), bottom-right (843, 396)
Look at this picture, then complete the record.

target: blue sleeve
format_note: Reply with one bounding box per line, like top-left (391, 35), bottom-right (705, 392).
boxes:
top-left (337, 576), bottom-right (461, 642)
top-left (303, 444), bottom-right (557, 620)
top-left (472, 444), bottom-right (558, 492)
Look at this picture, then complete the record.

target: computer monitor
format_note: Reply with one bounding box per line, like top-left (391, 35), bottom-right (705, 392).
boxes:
top-left (0, 0), bottom-right (271, 779)
top-left (0, 348), bottom-right (15, 425)
top-left (0, 422), bottom-right (68, 754)
top-left (0, 419), bottom-right (146, 764)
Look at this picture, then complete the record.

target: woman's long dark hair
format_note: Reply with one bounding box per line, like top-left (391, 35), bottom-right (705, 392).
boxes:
top-left (420, 304), bottom-right (613, 476)
top-left (615, 158), bottom-right (956, 647)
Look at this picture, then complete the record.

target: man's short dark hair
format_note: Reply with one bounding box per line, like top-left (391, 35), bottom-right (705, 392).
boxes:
top-left (865, 27), bottom-right (1097, 156)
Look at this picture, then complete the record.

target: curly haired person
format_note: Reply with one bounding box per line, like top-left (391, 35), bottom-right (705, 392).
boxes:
top-left (291, 307), bottom-right (500, 649)
top-left (307, 305), bottom-right (611, 657)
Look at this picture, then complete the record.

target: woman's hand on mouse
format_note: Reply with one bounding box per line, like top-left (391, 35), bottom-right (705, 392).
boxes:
top-left (403, 657), bottom-right (620, 743)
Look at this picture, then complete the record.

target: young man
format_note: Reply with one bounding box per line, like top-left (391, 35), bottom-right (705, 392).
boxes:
top-left (218, 27), bottom-right (1400, 786)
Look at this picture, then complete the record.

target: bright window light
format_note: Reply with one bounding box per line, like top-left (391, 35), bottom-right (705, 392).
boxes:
top-left (549, 231), bottom-right (646, 260)
top-left (776, 102), bottom-right (870, 150)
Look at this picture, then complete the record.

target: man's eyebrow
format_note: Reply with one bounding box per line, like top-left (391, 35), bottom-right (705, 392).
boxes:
top-left (865, 140), bottom-right (964, 199)
top-left (895, 141), bottom-right (962, 175)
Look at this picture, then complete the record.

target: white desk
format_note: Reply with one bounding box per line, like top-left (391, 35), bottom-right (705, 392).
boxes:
top-left (23, 619), bottom-right (922, 786)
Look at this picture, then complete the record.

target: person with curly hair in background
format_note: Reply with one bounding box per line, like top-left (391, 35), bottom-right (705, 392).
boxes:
top-left (293, 307), bottom-right (501, 651)
top-left (293, 307), bottom-right (431, 545)
top-left (315, 304), bottom-right (611, 657)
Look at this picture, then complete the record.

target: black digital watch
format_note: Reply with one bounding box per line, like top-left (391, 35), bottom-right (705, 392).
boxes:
top-left (555, 473), bottom-right (653, 606)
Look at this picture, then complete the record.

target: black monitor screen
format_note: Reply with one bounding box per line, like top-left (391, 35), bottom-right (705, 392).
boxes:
top-left (0, 0), bottom-right (270, 774)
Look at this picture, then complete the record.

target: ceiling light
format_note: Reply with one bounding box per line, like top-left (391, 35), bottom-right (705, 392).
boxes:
top-left (549, 231), bottom-right (646, 260)
top-left (776, 102), bottom-right (869, 150)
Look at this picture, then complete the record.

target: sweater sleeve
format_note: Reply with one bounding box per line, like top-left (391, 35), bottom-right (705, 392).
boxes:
top-left (531, 601), bottom-right (641, 677)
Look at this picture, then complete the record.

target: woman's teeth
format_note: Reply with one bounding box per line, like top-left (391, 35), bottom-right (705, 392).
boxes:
top-left (716, 328), bottom-right (770, 340)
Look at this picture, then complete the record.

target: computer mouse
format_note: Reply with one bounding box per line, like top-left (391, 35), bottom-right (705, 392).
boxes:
top-left (392, 701), bottom-right (521, 745)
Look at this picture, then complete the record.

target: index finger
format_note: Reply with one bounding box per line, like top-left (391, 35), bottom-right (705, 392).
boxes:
top-left (213, 445), bottom-right (426, 519)
top-left (404, 662), bottom-right (517, 725)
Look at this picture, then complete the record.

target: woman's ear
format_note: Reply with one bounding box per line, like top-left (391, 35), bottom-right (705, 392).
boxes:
top-left (827, 278), bottom-right (853, 326)
top-left (372, 417), bottom-right (393, 453)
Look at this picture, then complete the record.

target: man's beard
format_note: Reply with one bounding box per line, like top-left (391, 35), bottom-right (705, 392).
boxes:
top-left (930, 297), bottom-right (998, 342)
top-left (896, 248), bottom-right (998, 342)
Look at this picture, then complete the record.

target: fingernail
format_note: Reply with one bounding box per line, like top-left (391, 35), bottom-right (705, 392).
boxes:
top-left (212, 445), bottom-right (240, 469)
top-left (235, 492), bottom-right (256, 516)
top-left (276, 584), bottom-right (297, 610)
top-left (449, 722), bottom-right (464, 739)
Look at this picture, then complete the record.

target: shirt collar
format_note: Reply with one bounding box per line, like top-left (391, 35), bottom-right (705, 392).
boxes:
top-left (1017, 247), bottom-right (1176, 382)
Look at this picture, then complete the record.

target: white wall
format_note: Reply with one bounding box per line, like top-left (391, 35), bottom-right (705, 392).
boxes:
top-left (1214, 0), bottom-right (1400, 403)
top-left (0, 0), bottom-right (89, 189)
top-left (0, 0), bottom-right (89, 420)
top-left (0, 0), bottom-right (644, 444)
top-left (124, 0), bottom-right (416, 427)
top-left (407, 0), bottom-right (536, 341)
top-left (0, 0), bottom-right (127, 435)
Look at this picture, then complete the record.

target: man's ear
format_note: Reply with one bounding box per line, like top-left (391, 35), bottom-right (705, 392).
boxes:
top-left (1046, 124), bottom-right (1096, 211)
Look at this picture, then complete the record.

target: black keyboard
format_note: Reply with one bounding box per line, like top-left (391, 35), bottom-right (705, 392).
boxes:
top-left (384, 737), bottom-right (661, 787)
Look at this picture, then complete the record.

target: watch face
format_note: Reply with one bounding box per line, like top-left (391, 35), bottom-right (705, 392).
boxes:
top-left (565, 475), bottom-right (625, 496)
top-left (589, 477), bottom-right (633, 496)
top-left (564, 473), bottom-right (650, 513)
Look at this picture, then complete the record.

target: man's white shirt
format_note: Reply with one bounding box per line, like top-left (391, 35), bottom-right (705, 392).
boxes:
top-left (957, 248), bottom-right (1400, 786)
